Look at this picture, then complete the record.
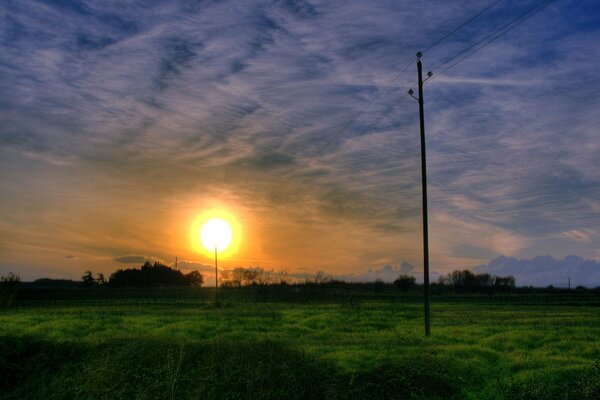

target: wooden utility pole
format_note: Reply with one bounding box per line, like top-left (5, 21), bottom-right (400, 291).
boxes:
top-left (416, 52), bottom-right (431, 336)
top-left (214, 247), bottom-right (219, 303)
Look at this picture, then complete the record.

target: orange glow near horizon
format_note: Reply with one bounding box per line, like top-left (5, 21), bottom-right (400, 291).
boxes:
top-left (190, 209), bottom-right (241, 259)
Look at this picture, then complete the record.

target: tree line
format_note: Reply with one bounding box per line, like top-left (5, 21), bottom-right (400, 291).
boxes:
top-left (436, 269), bottom-right (516, 292)
top-left (82, 261), bottom-right (204, 288)
top-left (218, 267), bottom-right (516, 293)
top-left (388, 270), bottom-right (516, 292)
top-left (20, 264), bottom-right (517, 291)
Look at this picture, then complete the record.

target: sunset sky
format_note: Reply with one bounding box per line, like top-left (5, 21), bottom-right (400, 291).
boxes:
top-left (1, 0), bottom-right (599, 285)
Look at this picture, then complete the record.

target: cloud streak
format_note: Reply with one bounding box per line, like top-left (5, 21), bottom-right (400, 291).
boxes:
top-left (1, 0), bottom-right (599, 279)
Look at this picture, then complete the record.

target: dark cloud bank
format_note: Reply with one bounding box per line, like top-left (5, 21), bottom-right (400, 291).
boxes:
top-left (113, 255), bottom-right (152, 264)
top-left (337, 256), bottom-right (600, 288)
top-left (335, 261), bottom-right (442, 283)
top-left (475, 255), bottom-right (600, 288)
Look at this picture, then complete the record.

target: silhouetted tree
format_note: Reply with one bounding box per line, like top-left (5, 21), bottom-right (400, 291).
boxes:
top-left (108, 262), bottom-right (203, 288)
top-left (243, 268), bottom-right (260, 285)
top-left (438, 269), bottom-right (516, 292)
top-left (185, 270), bottom-right (204, 287)
top-left (220, 270), bottom-right (240, 288)
top-left (494, 275), bottom-right (516, 291)
top-left (394, 274), bottom-right (416, 291)
top-left (96, 273), bottom-right (106, 285)
top-left (0, 272), bottom-right (20, 283)
top-left (312, 271), bottom-right (332, 285)
top-left (222, 267), bottom-right (281, 288)
top-left (276, 270), bottom-right (290, 285)
top-left (81, 270), bottom-right (96, 287)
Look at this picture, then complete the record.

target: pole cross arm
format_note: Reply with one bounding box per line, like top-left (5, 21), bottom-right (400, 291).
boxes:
top-left (408, 89), bottom-right (420, 102)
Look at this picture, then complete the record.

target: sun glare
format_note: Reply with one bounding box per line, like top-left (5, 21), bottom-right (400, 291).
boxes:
top-left (201, 218), bottom-right (232, 252)
top-left (190, 209), bottom-right (240, 258)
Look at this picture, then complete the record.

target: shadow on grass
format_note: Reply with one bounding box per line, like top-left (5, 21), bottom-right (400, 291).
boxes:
top-left (0, 335), bottom-right (466, 400)
top-left (2, 335), bottom-right (598, 400)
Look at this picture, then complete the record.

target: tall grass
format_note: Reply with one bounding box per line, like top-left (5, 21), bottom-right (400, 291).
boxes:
top-left (1, 301), bottom-right (599, 399)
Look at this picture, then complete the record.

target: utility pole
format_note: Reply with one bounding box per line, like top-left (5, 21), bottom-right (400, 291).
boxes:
top-left (214, 247), bottom-right (219, 303)
top-left (409, 52), bottom-right (432, 336)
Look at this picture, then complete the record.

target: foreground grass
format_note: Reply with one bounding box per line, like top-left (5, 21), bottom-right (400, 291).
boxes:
top-left (1, 301), bottom-right (599, 399)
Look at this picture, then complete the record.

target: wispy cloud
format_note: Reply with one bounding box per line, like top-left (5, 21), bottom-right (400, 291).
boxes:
top-left (1, 0), bottom-right (599, 279)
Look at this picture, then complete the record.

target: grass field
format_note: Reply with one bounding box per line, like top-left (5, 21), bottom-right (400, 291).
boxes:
top-left (1, 299), bottom-right (599, 399)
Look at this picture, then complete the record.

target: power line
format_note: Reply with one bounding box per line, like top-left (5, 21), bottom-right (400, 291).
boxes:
top-left (237, 0), bottom-right (558, 234)
top-left (422, 0), bottom-right (507, 54)
top-left (240, 93), bottom-right (410, 234)
top-left (236, 58), bottom-right (414, 227)
top-left (240, 0), bottom-right (525, 228)
top-left (307, 57), bottom-right (415, 161)
top-left (242, 93), bottom-right (409, 232)
top-left (235, 57), bottom-right (415, 224)
top-left (432, 0), bottom-right (557, 73)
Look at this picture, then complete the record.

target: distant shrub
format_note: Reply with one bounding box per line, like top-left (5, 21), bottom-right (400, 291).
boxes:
top-left (0, 272), bottom-right (21, 309)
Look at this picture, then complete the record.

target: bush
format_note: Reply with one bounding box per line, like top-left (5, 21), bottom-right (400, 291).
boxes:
top-left (0, 272), bottom-right (20, 310)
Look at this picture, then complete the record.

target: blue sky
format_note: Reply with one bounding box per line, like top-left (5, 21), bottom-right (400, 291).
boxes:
top-left (1, 0), bottom-right (599, 285)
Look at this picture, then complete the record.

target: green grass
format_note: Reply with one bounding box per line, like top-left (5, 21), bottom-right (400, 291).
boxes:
top-left (1, 301), bottom-right (599, 399)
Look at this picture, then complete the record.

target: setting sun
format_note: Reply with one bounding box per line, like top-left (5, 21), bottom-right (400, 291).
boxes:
top-left (190, 209), bottom-right (241, 259)
top-left (201, 218), bottom-right (232, 252)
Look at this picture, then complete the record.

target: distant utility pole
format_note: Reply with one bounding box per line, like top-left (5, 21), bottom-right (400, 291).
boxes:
top-left (214, 247), bottom-right (219, 303)
top-left (409, 52), bottom-right (433, 337)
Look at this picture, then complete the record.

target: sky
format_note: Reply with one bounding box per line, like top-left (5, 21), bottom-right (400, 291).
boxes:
top-left (1, 0), bottom-right (599, 286)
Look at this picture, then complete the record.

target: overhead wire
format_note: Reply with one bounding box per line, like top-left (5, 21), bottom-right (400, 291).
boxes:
top-left (237, 0), bottom-right (559, 234)
top-left (422, 0), bottom-right (507, 54)
top-left (245, 0), bottom-right (523, 223)
top-left (240, 93), bottom-right (410, 234)
top-left (237, 0), bottom-right (512, 232)
top-left (431, 0), bottom-right (558, 74)
top-left (235, 57), bottom-right (415, 228)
